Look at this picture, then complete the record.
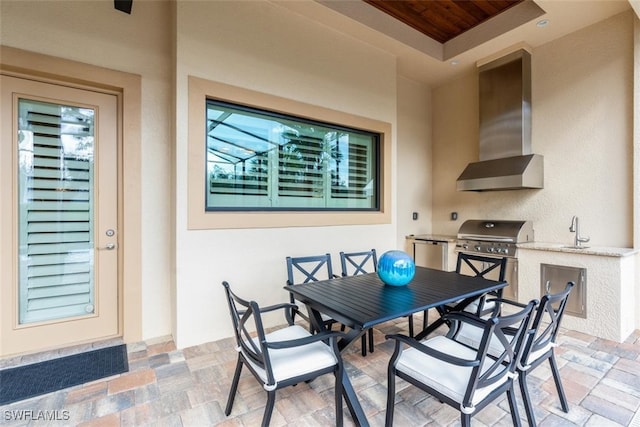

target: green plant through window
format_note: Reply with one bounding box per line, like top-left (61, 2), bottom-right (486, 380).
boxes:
top-left (205, 100), bottom-right (379, 211)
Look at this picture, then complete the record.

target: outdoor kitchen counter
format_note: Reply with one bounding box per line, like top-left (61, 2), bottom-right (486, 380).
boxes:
top-left (405, 234), bottom-right (457, 271)
top-left (518, 242), bottom-right (639, 257)
top-left (517, 242), bottom-right (639, 342)
top-left (408, 234), bottom-right (457, 242)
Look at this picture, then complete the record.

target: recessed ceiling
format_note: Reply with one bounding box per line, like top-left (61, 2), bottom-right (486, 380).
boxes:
top-left (274, 0), bottom-right (631, 86)
top-left (316, 0), bottom-right (546, 62)
top-left (362, 0), bottom-right (525, 44)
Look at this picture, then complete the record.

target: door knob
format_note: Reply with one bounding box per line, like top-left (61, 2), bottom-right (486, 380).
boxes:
top-left (104, 243), bottom-right (116, 250)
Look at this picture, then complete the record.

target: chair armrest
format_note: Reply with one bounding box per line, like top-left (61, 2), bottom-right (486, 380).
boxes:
top-left (486, 298), bottom-right (539, 322)
top-left (442, 310), bottom-right (502, 340)
top-left (265, 330), bottom-right (346, 350)
top-left (480, 297), bottom-right (533, 317)
top-left (444, 310), bottom-right (494, 329)
top-left (258, 302), bottom-right (299, 325)
top-left (385, 333), bottom-right (481, 368)
top-left (486, 297), bottom-right (529, 309)
top-left (259, 302), bottom-right (298, 313)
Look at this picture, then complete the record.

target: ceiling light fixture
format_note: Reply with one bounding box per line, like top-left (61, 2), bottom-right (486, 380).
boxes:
top-left (450, 60), bottom-right (459, 66)
top-left (536, 19), bottom-right (549, 28)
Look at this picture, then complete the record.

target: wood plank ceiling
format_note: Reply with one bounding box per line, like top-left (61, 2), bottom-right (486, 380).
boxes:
top-left (362, 0), bottom-right (525, 43)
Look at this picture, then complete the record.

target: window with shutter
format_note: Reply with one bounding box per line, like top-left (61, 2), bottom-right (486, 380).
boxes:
top-left (205, 100), bottom-right (379, 211)
top-left (329, 133), bottom-right (374, 206)
top-left (18, 99), bottom-right (96, 324)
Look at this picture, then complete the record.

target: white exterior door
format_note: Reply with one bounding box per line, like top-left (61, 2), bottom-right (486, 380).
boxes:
top-left (1, 75), bottom-right (119, 356)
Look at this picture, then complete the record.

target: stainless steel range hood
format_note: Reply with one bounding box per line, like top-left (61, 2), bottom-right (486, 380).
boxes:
top-left (457, 49), bottom-right (543, 191)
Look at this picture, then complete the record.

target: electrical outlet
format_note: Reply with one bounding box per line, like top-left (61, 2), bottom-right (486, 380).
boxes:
top-left (412, 212), bottom-right (418, 220)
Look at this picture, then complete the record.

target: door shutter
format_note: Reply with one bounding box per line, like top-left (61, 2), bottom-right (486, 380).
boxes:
top-left (18, 99), bottom-right (95, 324)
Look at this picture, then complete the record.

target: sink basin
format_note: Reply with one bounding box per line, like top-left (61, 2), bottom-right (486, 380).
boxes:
top-left (561, 245), bottom-right (589, 249)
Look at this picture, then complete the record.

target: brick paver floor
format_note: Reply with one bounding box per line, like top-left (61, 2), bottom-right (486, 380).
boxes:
top-left (1, 313), bottom-right (639, 426)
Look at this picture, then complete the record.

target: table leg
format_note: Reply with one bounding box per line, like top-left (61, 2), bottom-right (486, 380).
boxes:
top-left (305, 305), bottom-right (324, 334)
top-left (414, 295), bottom-right (479, 341)
top-left (414, 316), bottom-right (444, 341)
top-left (305, 306), bottom-right (370, 425)
top-left (338, 328), bottom-right (366, 352)
top-left (342, 367), bottom-right (370, 427)
top-left (305, 306), bottom-right (367, 352)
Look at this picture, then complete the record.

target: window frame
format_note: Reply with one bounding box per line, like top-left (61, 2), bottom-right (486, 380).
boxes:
top-left (188, 76), bottom-right (392, 230)
top-left (204, 99), bottom-right (381, 212)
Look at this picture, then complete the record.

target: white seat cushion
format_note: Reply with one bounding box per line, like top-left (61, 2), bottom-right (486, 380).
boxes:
top-left (455, 322), bottom-right (553, 368)
top-left (294, 299), bottom-right (334, 324)
top-left (395, 335), bottom-right (509, 409)
top-left (454, 322), bottom-right (507, 359)
top-left (463, 298), bottom-right (496, 315)
top-left (242, 325), bottom-right (338, 385)
top-left (320, 313), bottom-right (334, 323)
top-left (462, 298), bottom-right (480, 313)
top-left (446, 297), bottom-right (493, 315)
top-left (524, 341), bottom-right (553, 366)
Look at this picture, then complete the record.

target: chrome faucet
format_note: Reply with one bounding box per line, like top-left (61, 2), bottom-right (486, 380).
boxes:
top-left (569, 216), bottom-right (590, 247)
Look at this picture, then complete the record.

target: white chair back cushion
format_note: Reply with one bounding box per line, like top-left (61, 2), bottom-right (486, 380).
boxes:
top-left (454, 322), bottom-right (506, 358)
top-left (455, 322), bottom-right (553, 368)
top-left (524, 341), bottom-right (554, 365)
top-left (463, 298), bottom-right (496, 315)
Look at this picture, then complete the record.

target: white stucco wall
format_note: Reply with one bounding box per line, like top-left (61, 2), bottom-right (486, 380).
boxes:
top-left (432, 11), bottom-right (634, 249)
top-left (0, 0), bottom-right (434, 350)
top-left (634, 6), bottom-right (640, 336)
top-left (174, 1), bottom-right (411, 348)
top-left (396, 76), bottom-right (432, 245)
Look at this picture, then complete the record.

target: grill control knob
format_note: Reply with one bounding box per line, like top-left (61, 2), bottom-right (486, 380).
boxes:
top-left (488, 247), bottom-right (495, 253)
top-left (475, 245), bottom-right (481, 251)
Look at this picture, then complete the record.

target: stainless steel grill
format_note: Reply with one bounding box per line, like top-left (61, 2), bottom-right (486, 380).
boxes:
top-left (455, 219), bottom-right (534, 301)
top-left (456, 219), bottom-right (534, 258)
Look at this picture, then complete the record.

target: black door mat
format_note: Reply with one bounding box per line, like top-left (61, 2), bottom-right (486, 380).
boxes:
top-left (0, 344), bottom-right (128, 405)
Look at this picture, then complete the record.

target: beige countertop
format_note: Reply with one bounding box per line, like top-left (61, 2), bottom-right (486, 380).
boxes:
top-left (518, 242), bottom-right (639, 257)
top-left (407, 234), bottom-right (457, 243)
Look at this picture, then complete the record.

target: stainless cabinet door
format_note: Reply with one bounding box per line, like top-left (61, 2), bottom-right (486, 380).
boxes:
top-left (413, 241), bottom-right (447, 270)
top-left (540, 264), bottom-right (586, 318)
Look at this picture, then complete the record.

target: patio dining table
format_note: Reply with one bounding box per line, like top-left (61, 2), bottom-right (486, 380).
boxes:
top-left (284, 266), bottom-right (507, 427)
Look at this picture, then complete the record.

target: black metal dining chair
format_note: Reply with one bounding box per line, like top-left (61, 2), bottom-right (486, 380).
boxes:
top-left (339, 249), bottom-right (377, 356)
top-left (340, 249), bottom-right (378, 277)
top-left (222, 281), bottom-right (345, 427)
top-left (286, 253), bottom-right (339, 331)
top-left (431, 252), bottom-right (507, 336)
top-left (451, 282), bottom-right (575, 426)
top-left (455, 252), bottom-right (508, 317)
top-left (385, 299), bottom-right (536, 427)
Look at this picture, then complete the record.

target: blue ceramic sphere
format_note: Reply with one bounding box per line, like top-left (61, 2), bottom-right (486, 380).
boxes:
top-left (377, 250), bottom-right (415, 286)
